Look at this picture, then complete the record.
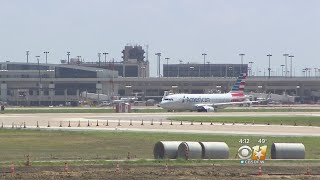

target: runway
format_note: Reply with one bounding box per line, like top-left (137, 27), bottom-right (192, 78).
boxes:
top-left (1, 112), bottom-right (320, 137)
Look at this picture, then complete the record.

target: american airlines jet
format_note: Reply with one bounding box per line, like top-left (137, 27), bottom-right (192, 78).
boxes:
top-left (159, 73), bottom-right (253, 112)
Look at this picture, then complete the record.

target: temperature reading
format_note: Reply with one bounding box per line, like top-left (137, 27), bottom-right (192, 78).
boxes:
top-left (239, 139), bottom-right (250, 144)
top-left (258, 139), bottom-right (267, 143)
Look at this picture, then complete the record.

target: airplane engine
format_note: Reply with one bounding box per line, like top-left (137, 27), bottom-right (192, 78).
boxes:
top-left (205, 106), bottom-right (215, 112)
top-left (198, 106), bottom-right (215, 112)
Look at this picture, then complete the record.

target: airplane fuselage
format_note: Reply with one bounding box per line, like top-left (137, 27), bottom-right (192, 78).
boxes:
top-left (160, 93), bottom-right (245, 111)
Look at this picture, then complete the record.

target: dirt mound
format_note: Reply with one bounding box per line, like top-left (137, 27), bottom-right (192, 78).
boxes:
top-left (1, 164), bottom-right (319, 180)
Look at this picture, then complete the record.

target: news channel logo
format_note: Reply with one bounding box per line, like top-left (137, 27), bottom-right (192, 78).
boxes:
top-left (238, 145), bottom-right (267, 164)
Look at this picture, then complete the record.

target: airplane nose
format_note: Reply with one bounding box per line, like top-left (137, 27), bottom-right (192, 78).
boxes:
top-left (159, 101), bottom-right (168, 108)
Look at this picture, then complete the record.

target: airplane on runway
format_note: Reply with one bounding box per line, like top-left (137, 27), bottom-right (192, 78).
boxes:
top-left (159, 73), bottom-right (255, 112)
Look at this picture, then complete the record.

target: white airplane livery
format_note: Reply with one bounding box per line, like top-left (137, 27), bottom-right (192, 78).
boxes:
top-left (159, 73), bottom-right (252, 112)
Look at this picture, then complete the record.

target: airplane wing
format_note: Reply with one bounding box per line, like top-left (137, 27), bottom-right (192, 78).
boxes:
top-left (195, 101), bottom-right (257, 112)
top-left (195, 101), bottom-right (255, 107)
top-left (212, 101), bottom-right (257, 106)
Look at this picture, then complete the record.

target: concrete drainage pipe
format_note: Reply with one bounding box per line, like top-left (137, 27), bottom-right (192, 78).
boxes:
top-left (177, 142), bottom-right (202, 159)
top-left (271, 143), bottom-right (305, 159)
top-left (199, 142), bottom-right (229, 159)
top-left (153, 141), bottom-right (182, 159)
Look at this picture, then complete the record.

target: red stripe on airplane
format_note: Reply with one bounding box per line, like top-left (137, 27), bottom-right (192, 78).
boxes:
top-left (231, 94), bottom-right (244, 97)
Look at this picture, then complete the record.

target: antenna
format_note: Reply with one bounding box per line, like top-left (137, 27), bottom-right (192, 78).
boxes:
top-left (145, 44), bottom-right (149, 62)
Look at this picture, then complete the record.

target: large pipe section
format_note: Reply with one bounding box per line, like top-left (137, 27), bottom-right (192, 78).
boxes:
top-left (177, 142), bottom-right (202, 159)
top-left (271, 143), bottom-right (305, 159)
top-left (153, 141), bottom-right (182, 159)
top-left (199, 142), bottom-right (229, 159)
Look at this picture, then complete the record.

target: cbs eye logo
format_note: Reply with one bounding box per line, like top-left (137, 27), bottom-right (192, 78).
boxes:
top-left (238, 145), bottom-right (267, 160)
top-left (238, 145), bottom-right (253, 159)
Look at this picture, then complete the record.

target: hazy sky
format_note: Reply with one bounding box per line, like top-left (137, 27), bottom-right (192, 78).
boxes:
top-left (1, 0), bottom-right (320, 76)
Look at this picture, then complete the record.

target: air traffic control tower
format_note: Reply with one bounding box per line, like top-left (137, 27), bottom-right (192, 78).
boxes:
top-left (76, 45), bottom-right (149, 78)
top-left (121, 45), bottom-right (149, 77)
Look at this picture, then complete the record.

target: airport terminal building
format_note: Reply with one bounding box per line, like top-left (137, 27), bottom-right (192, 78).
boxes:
top-left (1, 61), bottom-right (320, 106)
top-left (163, 63), bottom-right (248, 77)
top-left (0, 62), bottom-right (118, 106)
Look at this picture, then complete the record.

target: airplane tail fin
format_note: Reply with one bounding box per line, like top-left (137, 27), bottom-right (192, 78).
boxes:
top-left (229, 73), bottom-right (247, 94)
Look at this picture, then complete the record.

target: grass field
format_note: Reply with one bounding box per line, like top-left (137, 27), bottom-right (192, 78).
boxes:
top-left (169, 116), bottom-right (320, 126)
top-left (0, 129), bottom-right (319, 163)
top-left (1, 108), bottom-right (320, 113)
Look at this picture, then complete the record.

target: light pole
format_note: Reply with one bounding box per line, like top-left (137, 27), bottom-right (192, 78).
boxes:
top-left (202, 53), bottom-right (207, 77)
top-left (103, 52), bottom-right (108, 65)
top-left (239, 53), bottom-right (245, 74)
top-left (44, 51), bottom-right (49, 64)
top-left (267, 54), bottom-right (272, 78)
top-left (36, 56), bottom-right (41, 106)
top-left (283, 54), bottom-right (289, 77)
top-left (26, 51), bottom-right (29, 63)
top-left (289, 55), bottom-right (294, 77)
top-left (98, 53), bottom-right (101, 67)
top-left (112, 58), bottom-right (115, 95)
top-left (248, 61), bottom-right (254, 76)
top-left (308, 68), bottom-right (311, 77)
top-left (165, 57), bottom-right (170, 77)
top-left (67, 52), bottom-right (70, 64)
top-left (302, 68), bottom-right (307, 77)
top-left (305, 68), bottom-right (308, 77)
top-left (77, 56), bottom-right (81, 64)
top-left (280, 65), bottom-right (285, 77)
top-left (155, 53), bottom-right (161, 78)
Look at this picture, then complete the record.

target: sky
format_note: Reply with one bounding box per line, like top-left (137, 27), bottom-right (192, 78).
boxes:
top-left (1, 0), bottom-right (320, 77)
